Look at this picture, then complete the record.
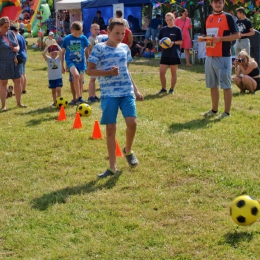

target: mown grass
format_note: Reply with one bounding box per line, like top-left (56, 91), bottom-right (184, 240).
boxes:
top-left (1, 38), bottom-right (260, 259)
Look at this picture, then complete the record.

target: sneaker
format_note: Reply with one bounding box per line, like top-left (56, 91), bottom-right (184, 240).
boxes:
top-left (169, 88), bottom-right (174, 94)
top-left (216, 112), bottom-right (230, 120)
top-left (97, 168), bottom-right (119, 178)
top-left (88, 96), bottom-right (97, 103)
top-left (21, 90), bottom-right (26, 94)
top-left (69, 99), bottom-right (77, 106)
top-left (93, 95), bottom-right (100, 101)
top-left (76, 97), bottom-right (86, 105)
top-left (51, 103), bottom-right (56, 108)
top-left (123, 148), bottom-right (139, 167)
top-left (156, 88), bottom-right (167, 95)
top-left (240, 90), bottom-right (246, 95)
top-left (202, 110), bottom-right (218, 118)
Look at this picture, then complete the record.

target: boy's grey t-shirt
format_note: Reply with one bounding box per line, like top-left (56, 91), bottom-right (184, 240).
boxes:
top-left (46, 56), bottom-right (62, 80)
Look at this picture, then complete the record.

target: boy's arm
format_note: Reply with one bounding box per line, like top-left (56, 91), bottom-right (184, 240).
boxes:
top-left (42, 46), bottom-right (48, 61)
top-left (61, 48), bottom-right (66, 74)
top-left (87, 62), bottom-right (119, 76)
top-left (129, 72), bottom-right (144, 101)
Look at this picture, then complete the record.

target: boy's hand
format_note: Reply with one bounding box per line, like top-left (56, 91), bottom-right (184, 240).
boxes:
top-left (135, 90), bottom-right (144, 101)
top-left (110, 66), bottom-right (119, 76)
top-left (61, 67), bottom-right (66, 74)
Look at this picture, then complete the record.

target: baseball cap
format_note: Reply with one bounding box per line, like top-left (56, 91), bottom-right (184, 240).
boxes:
top-left (10, 26), bottom-right (18, 32)
top-left (48, 45), bottom-right (59, 53)
top-left (49, 31), bottom-right (54, 36)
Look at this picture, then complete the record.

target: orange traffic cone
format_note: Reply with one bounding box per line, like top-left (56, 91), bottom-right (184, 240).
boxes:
top-left (115, 139), bottom-right (123, 157)
top-left (58, 105), bottom-right (66, 121)
top-left (92, 120), bottom-right (102, 139)
top-left (73, 112), bottom-right (82, 129)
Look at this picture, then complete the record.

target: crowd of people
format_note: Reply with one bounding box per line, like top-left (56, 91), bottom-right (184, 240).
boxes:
top-left (0, 1), bottom-right (259, 176)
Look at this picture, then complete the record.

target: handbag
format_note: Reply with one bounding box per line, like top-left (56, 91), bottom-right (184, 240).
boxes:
top-left (16, 55), bottom-right (23, 64)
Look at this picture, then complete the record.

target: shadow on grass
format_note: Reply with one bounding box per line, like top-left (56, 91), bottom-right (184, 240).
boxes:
top-left (224, 230), bottom-right (254, 246)
top-left (21, 107), bottom-right (58, 116)
top-left (26, 116), bottom-right (58, 126)
top-left (168, 118), bottom-right (213, 133)
top-left (143, 93), bottom-right (169, 100)
top-left (31, 171), bottom-right (122, 211)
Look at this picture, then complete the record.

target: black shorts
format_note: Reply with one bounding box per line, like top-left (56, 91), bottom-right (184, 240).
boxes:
top-left (160, 57), bottom-right (181, 65)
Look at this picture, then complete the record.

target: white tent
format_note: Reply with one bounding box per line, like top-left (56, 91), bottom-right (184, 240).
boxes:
top-left (56, 0), bottom-right (85, 10)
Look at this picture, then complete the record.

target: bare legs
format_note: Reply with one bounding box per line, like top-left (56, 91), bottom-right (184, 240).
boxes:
top-left (210, 87), bottom-right (232, 114)
top-left (233, 75), bottom-right (257, 93)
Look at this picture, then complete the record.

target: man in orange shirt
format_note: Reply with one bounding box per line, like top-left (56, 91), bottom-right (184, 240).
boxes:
top-left (198, 0), bottom-right (239, 120)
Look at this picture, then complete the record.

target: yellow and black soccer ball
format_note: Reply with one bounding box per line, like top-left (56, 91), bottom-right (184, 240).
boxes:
top-left (55, 97), bottom-right (68, 108)
top-left (76, 103), bottom-right (92, 117)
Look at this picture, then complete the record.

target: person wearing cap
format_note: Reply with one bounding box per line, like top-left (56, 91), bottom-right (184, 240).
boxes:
top-left (42, 44), bottom-right (63, 107)
top-left (0, 17), bottom-right (26, 110)
top-left (10, 25), bottom-right (27, 94)
top-left (45, 31), bottom-right (57, 47)
top-left (92, 11), bottom-right (105, 30)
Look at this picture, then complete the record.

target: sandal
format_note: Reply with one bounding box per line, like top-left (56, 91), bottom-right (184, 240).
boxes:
top-left (123, 148), bottom-right (139, 167)
top-left (17, 104), bottom-right (27, 108)
top-left (97, 168), bottom-right (119, 178)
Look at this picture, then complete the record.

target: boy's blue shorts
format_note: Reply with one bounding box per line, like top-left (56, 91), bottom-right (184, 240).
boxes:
top-left (100, 96), bottom-right (136, 125)
top-left (49, 78), bottom-right (63, 89)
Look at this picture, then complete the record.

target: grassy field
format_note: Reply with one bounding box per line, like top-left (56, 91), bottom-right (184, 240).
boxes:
top-left (1, 38), bottom-right (260, 259)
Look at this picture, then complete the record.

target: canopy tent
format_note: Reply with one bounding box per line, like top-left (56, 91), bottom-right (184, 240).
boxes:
top-left (56, 0), bottom-right (84, 10)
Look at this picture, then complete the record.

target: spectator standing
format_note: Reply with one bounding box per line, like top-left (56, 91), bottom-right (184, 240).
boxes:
top-left (0, 17), bottom-right (26, 110)
top-left (172, 10), bottom-right (178, 18)
top-left (144, 14), bottom-right (162, 50)
top-left (92, 11), bottom-right (105, 30)
top-left (235, 7), bottom-right (255, 56)
top-left (115, 10), bottom-right (129, 28)
top-left (174, 9), bottom-right (192, 66)
top-left (10, 26), bottom-right (27, 94)
top-left (198, 0), bottom-right (239, 120)
top-left (27, 20), bottom-right (32, 37)
top-left (128, 15), bottom-right (141, 33)
top-left (157, 12), bottom-right (182, 95)
top-left (63, 14), bottom-right (70, 36)
top-left (45, 31), bottom-right (57, 47)
top-left (19, 19), bottom-right (25, 34)
top-left (44, 16), bottom-right (56, 36)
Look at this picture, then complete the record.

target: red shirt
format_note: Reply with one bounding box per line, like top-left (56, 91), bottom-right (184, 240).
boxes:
top-left (122, 28), bottom-right (131, 45)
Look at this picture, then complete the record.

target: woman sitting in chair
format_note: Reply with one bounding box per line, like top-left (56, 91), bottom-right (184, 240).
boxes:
top-left (233, 49), bottom-right (260, 94)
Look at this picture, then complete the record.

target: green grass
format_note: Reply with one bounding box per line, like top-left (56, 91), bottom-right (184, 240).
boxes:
top-left (1, 38), bottom-right (260, 259)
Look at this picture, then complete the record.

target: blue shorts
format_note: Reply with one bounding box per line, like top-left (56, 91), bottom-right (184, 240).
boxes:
top-left (49, 78), bottom-right (63, 89)
top-left (205, 56), bottom-right (232, 89)
top-left (100, 96), bottom-right (136, 125)
top-left (18, 59), bottom-right (26, 75)
top-left (67, 61), bottom-right (86, 73)
top-left (69, 72), bottom-right (84, 83)
top-left (145, 27), bottom-right (159, 40)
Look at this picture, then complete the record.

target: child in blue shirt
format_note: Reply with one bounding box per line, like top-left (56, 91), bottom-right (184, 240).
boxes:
top-left (61, 21), bottom-right (90, 105)
top-left (87, 18), bottom-right (144, 178)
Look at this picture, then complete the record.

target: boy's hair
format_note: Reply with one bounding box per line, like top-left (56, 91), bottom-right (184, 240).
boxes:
top-left (236, 7), bottom-right (245, 15)
top-left (108, 18), bottom-right (125, 31)
top-left (165, 12), bottom-right (175, 19)
top-left (91, 23), bottom-right (100, 29)
top-left (116, 10), bottom-right (123, 18)
top-left (70, 21), bottom-right (82, 31)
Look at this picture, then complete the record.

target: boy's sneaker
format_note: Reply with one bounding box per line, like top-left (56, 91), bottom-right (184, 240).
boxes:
top-left (97, 168), bottom-right (119, 178)
top-left (123, 148), bottom-right (139, 168)
top-left (156, 88), bottom-right (167, 95)
top-left (51, 103), bottom-right (56, 108)
top-left (69, 99), bottom-right (77, 106)
top-left (94, 96), bottom-right (100, 101)
top-left (76, 97), bottom-right (86, 105)
top-left (216, 112), bottom-right (230, 120)
top-left (88, 97), bottom-right (97, 103)
top-left (202, 110), bottom-right (218, 118)
top-left (169, 88), bottom-right (174, 94)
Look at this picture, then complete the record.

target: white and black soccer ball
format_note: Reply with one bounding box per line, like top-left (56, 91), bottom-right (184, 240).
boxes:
top-left (230, 195), bottom-right (260, 226)
top-left (76, 103), bottom-right (92, 117)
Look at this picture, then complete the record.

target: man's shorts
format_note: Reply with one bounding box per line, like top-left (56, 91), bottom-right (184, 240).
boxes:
top-left (100, 96), bottom-right (136, 125)
top-left (145, 27), bottom-right (159, 40)
top-left (18, 59), bottom-right (26, 75)
top-left (49, 78), bottom-right (63, 89)
top-left (205, 56), bottom-right (232, 89)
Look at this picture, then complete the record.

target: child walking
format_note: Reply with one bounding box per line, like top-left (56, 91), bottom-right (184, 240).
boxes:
top-left (61, 21), bottom-right (90, 105)
top-left (87, 18), bottom-right (144, 178)
top-left (42, 44), bottom-right (63, 107)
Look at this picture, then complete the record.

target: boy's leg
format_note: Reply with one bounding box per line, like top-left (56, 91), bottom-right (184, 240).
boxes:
top-left (79, 73), bottom-right (84, 97)
top-left (223, 88), bottom-right (232, 114)
top-left (106, 123), bottom-right (117, 172)
top-left (88, 78), bottom-right (95, 98)
top-left (56, 87), bottom-right (61, 98)
top-left (70, 66), bottom-right (80, 99)
top-left (70, 82), bottom-right (76, 100)
top-left (51, 88), bottom-right (56, 103)
top-left (124, 117), bottom-right (137, 154)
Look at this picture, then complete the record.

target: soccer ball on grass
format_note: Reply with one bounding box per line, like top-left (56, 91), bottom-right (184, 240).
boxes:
top-left (55, 97), bottom-right (68, 108)
top-left (230, 195), bottom-right (260, 226)
top-left (76, 103), bottom-right (92, 117)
